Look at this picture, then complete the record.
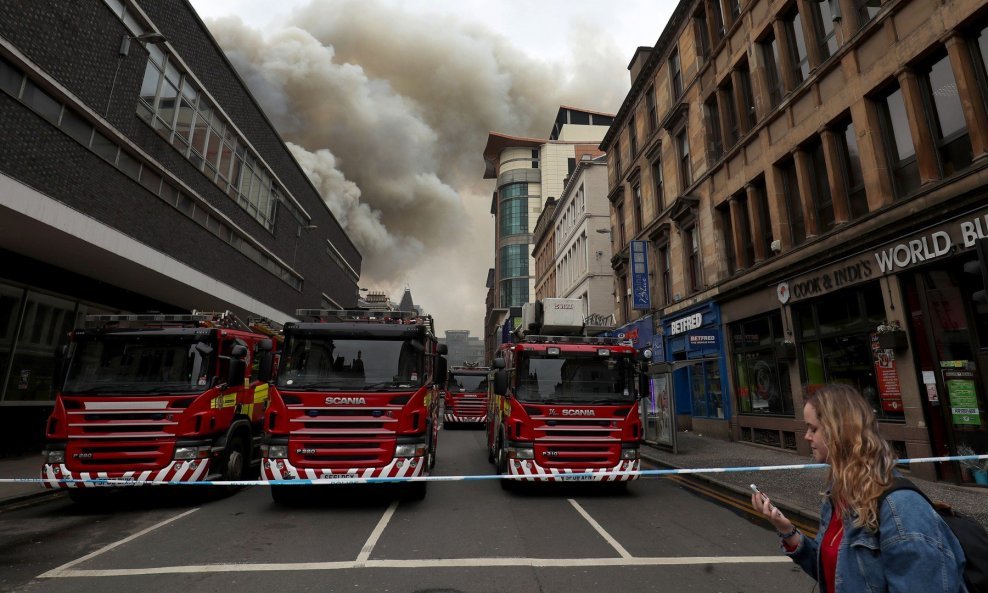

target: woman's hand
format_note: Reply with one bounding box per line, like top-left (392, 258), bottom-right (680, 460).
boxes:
top-left (751, 491), bottom-right (795, 535)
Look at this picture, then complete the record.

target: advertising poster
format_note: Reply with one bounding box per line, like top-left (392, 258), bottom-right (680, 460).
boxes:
top-left (647, 375), bottom-right (673, 447)
top-left (870, 334), bottom-right (903, 412)
top-left (943, 369), bottom-right (982, 427)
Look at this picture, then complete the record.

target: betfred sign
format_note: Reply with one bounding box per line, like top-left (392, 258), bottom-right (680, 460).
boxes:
top-left (669, 313), bottom-right (703, 335)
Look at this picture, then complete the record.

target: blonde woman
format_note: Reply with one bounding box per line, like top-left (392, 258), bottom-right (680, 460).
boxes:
top-left (752, 384), bottom-right (966, 593)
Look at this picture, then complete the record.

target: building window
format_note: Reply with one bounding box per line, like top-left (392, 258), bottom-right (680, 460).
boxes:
top-left (684, 224), bottom-right (702, 293)
top-left (975, 23), bottom-right (988, 114)
top-left (876, 85), bottom-right (920, 198)
top-left (730, 311), bottom-right (794, 416)
top-left (629, 115), bottom-right (638, 156)
top-left (619, 274), bottom-right (630, 323)
top-left (737, 195), bottom-right (755, 267)
top-left (532, 148), bottom-right (540, 168)
top-left (646, 86), bottom-right (658, 133)
top-left (737, 61), bottom-right (757, 129)
top-left (806, 138), bottom-right (835, 232)
top-left (695, 8), bottom-right (711, 61)
top-left (722, 81), bottom-right (740, 146)
top-left (670, 47), bottom-right (683, 99)
top-left (614, 138), bottom-right (623, 178)
top-left (677, 128), bottom-right (692, 188)
top-left (499, 244), bottom-right (529, 307)
top-left (651, 157), bottom-right (664, 212)
top-left (705, 96), bottom-right (724, 159)
top-left (656, 241), bottom-right (671, 305)
top-left (500, 278), bottom-right (529, 309)
top-left (761, 33), bottom-right (784, 107)
top-left (633, 183), bottom-right (644, 234)
top-left (855, 0), bottom-right (880, 30)
top-left (729, 0), bottom-right (742, 23)
top-left (779, 158), bottom-right (806, 246)
top-left (794, 283), bottom-right (901, 421)
top-left (710, 0), bottom-right (726, 41)
top-left (751, 178), bottom-right (774, 258)
top-left (834, 117), bottom-right (868, 219)
top-left (784, 8), bottom-right (810, 84)
top-left (920, 50), bottom-right (973, 177)
top-left (499, 182), bottom-right (529, 236)
top-left (617, 202), bottom-right (627, 248)
top-left (811, 0), bottom-right (839, 60)
top-left (718, 203), bottom-right (737, 274)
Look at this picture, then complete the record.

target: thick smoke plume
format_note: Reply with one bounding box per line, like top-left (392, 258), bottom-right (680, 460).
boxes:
top-left (201, 0), bottom-right (633, 333)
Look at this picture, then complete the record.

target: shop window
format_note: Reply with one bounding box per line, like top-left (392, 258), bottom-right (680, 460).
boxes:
top-left (876, 85), bottom-right (920, 198)
top-left (691, 361), bottom-right (724, 419)
top-left (3, 291), bottom-right (76, 402)
top-left (794, 283), bottom-right (902, 421)
top-left (730, 312), bottom-right (794, 416)
top-left (919, 50), bottom-right (973, 177)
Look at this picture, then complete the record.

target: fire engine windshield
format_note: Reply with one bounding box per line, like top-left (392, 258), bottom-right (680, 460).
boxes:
top-left (62, 334), bottom-right (216, 395)
top-left (448, 373), bottom-right (488, 393)
top-left (277, 336), bottom-right (425, 391)
top-left (515, 353), bottom-right (636, 404)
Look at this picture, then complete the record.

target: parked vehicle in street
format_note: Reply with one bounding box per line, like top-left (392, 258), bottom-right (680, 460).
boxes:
top-left (487, 299), bottom-right (645, 488)
top-left (261, 309), bottom-right (446, 501)
top-left (443, 364), bottom-right (490, 428)
top-left (41, 312), bottom-right (276, 501)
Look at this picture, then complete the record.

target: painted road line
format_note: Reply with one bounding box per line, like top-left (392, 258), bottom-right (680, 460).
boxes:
top-left (38, 508), bottom-right (199, 578)
top-left (41, 555), bottom-right (793, 577)
top-left (356, 501), bottom-right (399, 564)
top-left (568, 499), bottom-right (632, 559)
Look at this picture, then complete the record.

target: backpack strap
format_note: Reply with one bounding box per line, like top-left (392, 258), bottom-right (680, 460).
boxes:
top-left (877, 477), bottom-right (944, 514)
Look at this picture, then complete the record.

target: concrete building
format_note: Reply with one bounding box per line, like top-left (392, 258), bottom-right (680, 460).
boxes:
top-left (481, 106), bottom-right (613, 356)
top-left (0, 0), bottom-right (361, 453)
top-left (440, 330), bottom-right (485, 367)
top-left (601, 0), bottom-right (988, 484)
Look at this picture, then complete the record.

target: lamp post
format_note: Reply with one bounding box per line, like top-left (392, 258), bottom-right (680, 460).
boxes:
top-left (292, 224), bottom-right (318, 268)
top-left (106, 31), bottom-right (168, 118)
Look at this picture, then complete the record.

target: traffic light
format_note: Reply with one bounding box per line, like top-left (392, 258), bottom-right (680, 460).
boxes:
top-left (963, 238), bottom-right (988, 305)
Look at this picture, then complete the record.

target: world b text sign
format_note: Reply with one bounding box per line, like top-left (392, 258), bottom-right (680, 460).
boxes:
top-left (630, 240), bottom-right (650, 310)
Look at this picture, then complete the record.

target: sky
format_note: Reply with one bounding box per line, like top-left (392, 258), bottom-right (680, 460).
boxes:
top-left (186, 0), bottom-right (674, 336)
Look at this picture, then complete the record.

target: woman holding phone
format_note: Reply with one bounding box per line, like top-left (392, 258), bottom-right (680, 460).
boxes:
top-left (751, 383), bottom-right (966, 593)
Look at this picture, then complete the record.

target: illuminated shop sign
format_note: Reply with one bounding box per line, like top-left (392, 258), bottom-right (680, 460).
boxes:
top-left (778, 208), bottom-right (988, 304)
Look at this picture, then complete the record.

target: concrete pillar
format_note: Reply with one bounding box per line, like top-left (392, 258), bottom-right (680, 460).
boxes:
top-left (729, 197), bottom-right (748, 270)
top-left (773, 20), bottom-right (799, 95)
top-left (793, 147), bottom-right (820, 238)
top-left (848, 98), bottom-right (894, 211)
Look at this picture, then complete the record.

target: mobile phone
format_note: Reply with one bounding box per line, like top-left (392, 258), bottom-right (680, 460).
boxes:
top-left (750, 483), bottom-right (762, 496)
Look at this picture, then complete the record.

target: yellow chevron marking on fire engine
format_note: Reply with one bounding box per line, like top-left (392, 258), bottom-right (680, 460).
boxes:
top-left (241, 403), bottom-right (254, 417)
top-left (253, 384), bottom-right (269, 404)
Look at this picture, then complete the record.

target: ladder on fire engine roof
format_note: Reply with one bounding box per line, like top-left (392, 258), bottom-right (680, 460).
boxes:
top-left (247, 316), bottom-right (284, 341)
top-left (84, 311), bottom-right (272, 333)
top-left (295, 309), bottom-right (436, 334)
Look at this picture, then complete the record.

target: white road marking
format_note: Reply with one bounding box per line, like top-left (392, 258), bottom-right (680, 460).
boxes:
top-left (356, 501), bottom-right (399, 563)
top-left (38, 508), bottom-right (199, 578)
top-left (41, 555), bottom-right (792, 577)
top-left (568, 498), bottom-right (632, 559)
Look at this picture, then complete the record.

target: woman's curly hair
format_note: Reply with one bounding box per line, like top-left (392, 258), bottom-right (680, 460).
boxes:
top-left (806, 384), bottom-right (897, 531)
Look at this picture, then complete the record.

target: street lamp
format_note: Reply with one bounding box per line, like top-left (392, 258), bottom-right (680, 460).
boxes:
top-left (292, 224), bottom-right (319, 267)
top-left (106, 31), bottom-right (168, 118)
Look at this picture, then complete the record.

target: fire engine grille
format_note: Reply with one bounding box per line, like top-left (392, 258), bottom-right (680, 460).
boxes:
top-left (534, 442), bottom-right (616, 468)
top-left (66, 442), bottom-right (172, 468)
top-left (448, 398), bottom-right (487, 415)
top-left (287, 403), bottom-right (405, 468)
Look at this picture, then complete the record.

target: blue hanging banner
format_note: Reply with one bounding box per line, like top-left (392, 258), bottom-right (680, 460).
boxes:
top-left (630, 240), bottom-right (650, 310)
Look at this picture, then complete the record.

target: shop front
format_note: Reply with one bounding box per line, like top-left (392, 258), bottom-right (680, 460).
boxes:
top-left (762, 207), bottom-right (988, 484)
top-left (655, 302), bottom-right (730, 440)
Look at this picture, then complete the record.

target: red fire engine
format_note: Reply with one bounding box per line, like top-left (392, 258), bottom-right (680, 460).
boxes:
top-left (443, 364), bottom-right (490, 428)
top-left (41, 312), bottom-right (277, 500)
top-left (487, 299), bottom-right (645, 488)
top-left (261, 309), bottom-right (447, 501)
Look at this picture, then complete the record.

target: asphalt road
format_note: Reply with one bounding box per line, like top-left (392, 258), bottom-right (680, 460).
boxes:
top-left (0, 426), bottom-right (814, 593)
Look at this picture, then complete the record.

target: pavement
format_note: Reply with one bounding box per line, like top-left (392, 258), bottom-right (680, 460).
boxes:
top-left (1, 433), bottom-right (985, 532)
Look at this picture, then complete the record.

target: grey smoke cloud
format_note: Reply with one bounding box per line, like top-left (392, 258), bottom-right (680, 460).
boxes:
top-left (200, 1), bottom-right (632, 333)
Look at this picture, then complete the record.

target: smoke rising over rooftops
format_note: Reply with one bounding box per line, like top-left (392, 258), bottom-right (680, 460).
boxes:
top-left (198, 0), bottom-right (639, 334)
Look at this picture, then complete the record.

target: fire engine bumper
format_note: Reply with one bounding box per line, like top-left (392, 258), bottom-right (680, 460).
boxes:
top-left (41, 459), bottom-right (212, 489)
top-left (506, 458), bottom-right (640, 482)
top-left (443, 412), bottom-right (486, 424)
top-left (260, 456), bottom-right (427, 481)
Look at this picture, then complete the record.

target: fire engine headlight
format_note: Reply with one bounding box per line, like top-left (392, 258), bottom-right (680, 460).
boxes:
top-left (263, 445), bottom-right (288, 459)
top-left (510, 447), bottom-right (534, 460)
top-left (395, 443), bottom-right (427, 457)
top-left (620, 446), bottom-right (640, 460)
top-left (173, 446), bottom-right (210, 460)
top-left (43, 450), bottom-right (65, 464)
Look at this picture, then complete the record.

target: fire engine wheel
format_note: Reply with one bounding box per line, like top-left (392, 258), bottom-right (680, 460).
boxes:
top-left (221, 436), bottom-right (247, 482)
top-left (495, 436), bottom-right (515, 491)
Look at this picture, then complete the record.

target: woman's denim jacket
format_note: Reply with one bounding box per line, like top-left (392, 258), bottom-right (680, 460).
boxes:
top-left (787, 489), bottom-right (967, 593)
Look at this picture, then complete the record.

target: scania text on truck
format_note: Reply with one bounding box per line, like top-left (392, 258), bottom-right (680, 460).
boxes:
top-left (41, 312), bottom-right (276, 500)
top-left (486, 299), bottom-right (645, 488)
top-left (261, 309), bottom-right (447, 501)
top-left (443, 364), bottom-right (490, 428)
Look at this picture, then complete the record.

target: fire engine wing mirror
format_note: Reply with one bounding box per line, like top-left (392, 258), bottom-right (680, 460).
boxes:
top-left (492, 358), bottom-right (505, 369)
top-left (493, 369), bottom-right (508, 396)
top-left (230, 344), bottom-right (248, 359)
top-left (437, 344), bottom-right (448, 356)
top-left (258, 352), bottom-right (274, 383)
top-left (435, 356), bottom-right (448, 388)
top-left (258, 338), bottom-right (273, 352)
top-left (227, 358), bottom-right (247, 388)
